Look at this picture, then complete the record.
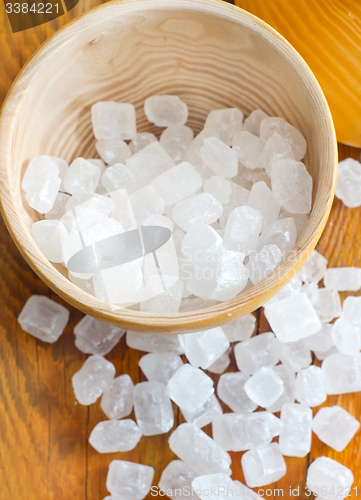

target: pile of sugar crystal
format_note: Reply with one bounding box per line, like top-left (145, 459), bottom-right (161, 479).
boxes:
top-left (23, 95), bottom-right (312, 313)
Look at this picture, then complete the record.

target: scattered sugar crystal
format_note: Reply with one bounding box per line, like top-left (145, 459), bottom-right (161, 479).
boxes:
top-left (22, 155), bottom-right (63, 192)
top-left (301, 282), bottom-right (319, 302)
top-left (264, 293), bottom-right (322, 342)
top-left (126, 331), bottom-right (183, 354)
top-left (192, 474), bottom-right (238, 500)
top-left (311, 288), bottom-right (342, 323)
top-left (232, 131), bottom-right (263, 169)
top-left (129, 132), bottom-right (157, 154)
top-left (167, 364), bottom-right (214, 412)
top-left (217, 372), bottom-right (258, 413)
top-left (160, 125), bottom-right (194, 163)
top-left (207, 350), bottom-right (231, 374)
top-left (200, 137), bottom-right (238, 178)
top-left (244, 366), bottom-right (284, 407)
top-left (222, 314), bottom-right (256, 342)
top-left (204, 108), bottom-right (243, 145)
top-left (324, 267), bottom-right (361, 292)
top-left (25, 169), bottom-right (61, 214)
top-left (126, 141), bottom-right (175, 187)
top-left (92, 101), bottom-right (136, 141)
top-left (303, 323), bottom-right (335, 352)
top-left (342, 296), bottom-right (361, 326)
top-left (241, 443), bottom-right (287, 488)
top-left (260, 117), bottom-right (307, 161)
top-left (312, 406), bottom-right (360, 452)
top-left (74, 315), bottom-right (125, 356)
top-left (276, 339), bottom-right (312, 372)
top-left (18, 295), bottom-right (69, 343)
top-left (64, 158), bottom-right (100, 195)
top-left (204, 176), bottom-right (232, 204)
top-left (158, 461), bottom-right (198, 500)
top-left (331, 316), bottom-right (361, 355)
top-left (266, 364), bottom-right (296, 412)
top-left (246, 244), bottom-right (283, 285)
top-left (168, 423), bottom-right (232, 475)
top-left (133, 381), bottom-right (174, 436)
top-left (106, 460), bottom-right (154, 500)
top-left (180, 394), bottom-right (222, 428)
top-left (234, 332), bottom-right (279, 375)
top-left (181, 327), bottom-right (229, 370)
top-left (145, 95), bottom-right (188, 127)
top-left (295, 366), bottom-right (326, 407)
top-left (298, 249), bottom-right (328, 283)
top-left (129, 185), bottom-right (165, 224)
top-left (279, 403), bottom-right (312, 457)
top-left (96, 139), bottom-right (131, 165)
top-left (223, 206), bottom-right (262, 255)
top-left (101, 374), bottom-right (134, 419)
top-left (45, 192), bottom-right (70, 220)
top-left (322, 353), bottom-right (361, 394)
top-left (219, 182), bottom-right (250, 228)
top-left (257, 217), bottom-right (297, 256)
top-left (31, 220), bottom-right (68, 263)
top-left (247, 181), bottom-right (281, 230)
top-left (213, 412), bottom-right (282, 452)
top-left (335, 158), bottom-right (361, 208)
top-left (172, 193), bottom-right (223, 232)
top-left (306, 457), bottom-right (354, 500)
top-left (72, 354), bottom-right (115, 405)
top-left (243, 109), bottom-right (268, 136)
top-left (89, 419), bottom-right (142, 453)
top-left (140, 277), bottom-right (184, 314)
top-left (188, 129), bottom-right (220, 166)
top-left (271, 159), bottom-right (312, 214)
top-left (260, 133), bottom-right (295, 176)
top-left (139, 352), bottom-right (183, 385)
top-left (101, 163), bottom-right (140, 194)
top-left (265, 277), bottom-right (303, 306)
top-left (150, 162), bottom-right (202, 206)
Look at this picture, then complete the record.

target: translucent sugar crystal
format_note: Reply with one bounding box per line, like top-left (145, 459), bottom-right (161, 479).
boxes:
top-left (18, 294), bottom-right (69, 344)
top-left (342, 296), bottom-right (361, 326)
top-left (298, 249), bottom-right (328, 283)
top-left (244, 367), bottom-right (284, 407)
top-left (129, 185), bottom-right (165, 224)
top-left (217, 372), bottom-right (258, 413)
top-left (322, 353), bottom-right (361, 394)
top-left (129, 132), bottom-right (157, 154)
top-left (180, 394), bottom-right (223, 428)
top-left (257, 217), bottom-right (297, 256)
top-left (74, 315), bottom-right (125, 356)
top-left (101, 374), bottom-right (134, 420)
top-left (45, 192), bottom-right (70, 220)
top-left (204, 108), bottom-right (243, 145)
top-left (207, 350), bottom-right (231, 374)
top-left (106, 460), bottom-right (154, 500)
top-left (232, 131), bottom-right (264, 169)
top-left (144, 95), bottom-right (188, 127)
top-left (93, 261), bottom-right (143, 305)
top-left (312, 406), bottom-right (360, 452)
top-left (246, 244), bottom-right (283, 285)
top-left (168, 423), bottom-right (232, 475)
top-left (167, 364), bottom-right (214, 412)
top-left (279, 403), bottom-right (312, 457)
top-left (91, 101), bottom-right (136, 141)
top-left (158, 461), bottom-right (198, 500)
top-left (72, 355), bottom-right (115, 405)
top-left (212, 412), bottom-right (282, 452)
top-left (31, 220), bottom-right (68, 263)
top-left (200, 137), bottom-right (238, 178)
top-left (181, 328), bottom-right (229, 370)
top-left (172, 193), bottom-right (223, 232)
top-left (159, 125), bottom-right (194, 163)
top-left (219, 182), bottom-right (250, 228)
top-left (241, 443), bottom-right (287, 488)
top-left (260, 117), bottom-right (307, 161)
top-left (314, 346), bottom-right (339, 361)
top-left (96, 139), bottom-right (131, 165)
top-left (266, 364), bottom-right (296, 412)
top-left (271, 159), bottom-right (312, 214)
top-left (304, 323), bottom-right (335, 353)
top-left (139, 352), bottom-right (183, 385)
top-left (306, 457), bottom-right (354, 500)
top-left (133, 381), bottom-right (174, 436)
top-left (223, 206), bottom-right (262, 255)
top-left (260, 133), bottom-right (295, 176)
top-left (24, 160), bottom-right (61, 214)
top-left (295, 366), bottom-right (326, 407)
top-left (64, 158), bottom-right (100, 195)
top-left (265, 277), bottom-right (302, 306)
top-left (264, 293), bottom-right (322, 342)
top-left (188, 128), bottom-right (220, 166)
top-left (222, 314), bottom-right (256, 342)
top-left (324, 267), bottom-right (361, 292)
top-left (126, 331), bottom-right (183, 355)
top-left (192, 474), bottom-right (239, 500)
top-left (204, 176), bottom-right (232, 204)
top-left (89, 419), bottom-right (142, 453)
top-left (247, 181), bottom-right (281, 230)
top-left (234, 332), bottom-right (279, 375)
top-left (335, 158), bottom-right (361, 207)
top-left (126, 141), bottom-right (175, 188)
top-left (150, 162), bottom-right (202, 206)
top-left (332, 317), bottom-right (361, 356)
top-left (101, 163), bottom-right (141, 194)
top-left (22, 155), bottom-right (63, 191)
top-left (311, 288), bottom-right (342, 323)
top-left (243, 109), bottom-right (268, 136)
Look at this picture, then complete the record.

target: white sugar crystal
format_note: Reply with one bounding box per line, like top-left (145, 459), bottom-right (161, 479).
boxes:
top-left (181, 222), bottom-right (222, 266)
top-left (31, 220), bottom-right (68, 263)
top-left (140, 277), bottom-right (184, 314)
top-left (234, 332), bottom-right (279, 375)
top-left (222, 314), bottom-right (256, 342)
top-left (96, 139), bottom-right (131, 165)
top-left (139, 352), bottom-right (183, 385)
top-left (266, 364), bottom-right (296, 412)
top-left (207, 350), bottom-right (231, 374)
top-left (101, 374), bottom-right (134, 419)
top-left (331, 316), bottom-right (361, 355)
top-left (271, 159), bottom-right (312, 214)
top-left (160, 125), bottom-right (194, 163)
top-left (232, 131), bottom-right (263, 169)
top-left (158, 461), bottom-right (198, 500)
top-left (64, 158), bottom-right (100, 195)
top-left (217, 372), bottom-right (258, 413)
top-left (145, 95), bottom-right (188, 127)
top-left (129, 185), bottom-right (165, 224)
top-left (243, 109), bottom-right (268, 136)
top-left (212, 412), bottom-right (282, 451)
top-left (188, 128), bottom-right (220, 167)
top-left (342, 296), bottom-right (361, 326)
top-left (72, 355), bottom-right (115, 405)
top-left (260, 133), bottom-right (295, 176)
top-left (246, 244), bottom-right (283, 285)
top-left (306, 457), bottom-right (354, 500)
top-left (21, 155), bottom-right (61, 192)
top-left (89, 419), bottom-right (142, 453)
top-left (298, 249), bottom-right (328, 283)
top-left (65, 191), bottom-right (115, 215)
top-left (223, 206), bottom-right (262, 255)
top-left (101, 163), bottom-right (141, 194)
top-left (257, 217), bottom-right (297, 256)
top-left (301, 282), bottom-right (319, 302)
top-left (192, 474), bottom-right (239, 500)
top-left (279, 403), bottom-right (312, 457)
top-left (126, 331), bottom-right (183, 354)
top-left (204, 108), bottom-right (243, 145)
top-left (74, 315), bottom-right (125, 356)
top-left (181, 327), bottom-right (229, 370)
top-left (324, 267), bottom-right (361, 292)
top-left (264, 293), bottom-right (322, 342)
top-left (150, 162), bottom-right (202, 206)
top-left (93, 261), bottom-right (143, 306)
top-left (335, 158), bottom-right (361, 208)
top-left (134, 381), bottom-right (174, 436)
top-left (167, 364), bottom-right (214, 412)
top-left (303, 323), bottom-right (335, 352)
top-left (295, 366), bottom-right (326, 407)
top-left (276, 339), bottom-right (312, 372)
top-left (265, 277), bottom-right (302, 306)
top-left (126, 141), bottom-right (175, 187)
top-left (312, 406), bottom-right (360, 452)
top-left (180, 393), bottom-right (222, 428)
top-left (244, 367), bottom-right (284, 407)
top-left (92, 101), bottom-right (136, 141)
top-left (241, 443), bottom-right (286, 488)
top-left (322, 353), bottom-right (361, 394)
top-left (247, 181), bottom-right (281, 230)
top-left (204, 176), bottom-right (232, 204)
top-left (311, 288), bottom-right (342, 323)
top-left (106, 460), bottom-right (154, 500)
top-left (172, 193), bottom-right (223, 231)
top-left (219, 182), bottom-right (250, 228)
top-left (45, 192), bottom-right (70, 220)
top-left (129, 132), bottom-right (157, 154)
top-left (25, 168), bottom-right (61, 214)
top-left (18, 295), bottom-right (69, 343)
top-left (168, 423), bottom-right (232, 475)
top-left (200, 137), bottom-right (238, 178)
top-left (260, 117), bottom-right (307, 161)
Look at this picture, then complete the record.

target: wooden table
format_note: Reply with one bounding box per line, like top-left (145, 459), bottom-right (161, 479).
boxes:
top-left (1, 1), bottom-right (361, 499)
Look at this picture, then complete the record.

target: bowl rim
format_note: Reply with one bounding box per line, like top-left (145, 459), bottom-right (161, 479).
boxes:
top-left (0, 0), bottom-right (338, 333)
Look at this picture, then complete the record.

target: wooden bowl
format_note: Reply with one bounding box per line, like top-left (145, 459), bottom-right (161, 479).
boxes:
top-left (0, 0), bottom-right (337, 334)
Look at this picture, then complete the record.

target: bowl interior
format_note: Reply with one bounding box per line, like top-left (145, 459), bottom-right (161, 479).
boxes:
top-left (0, 0), bottom-right (337, 332)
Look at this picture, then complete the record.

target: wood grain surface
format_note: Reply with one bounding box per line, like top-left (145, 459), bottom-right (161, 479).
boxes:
top-left (0, 2), bottom-right (360, 500)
